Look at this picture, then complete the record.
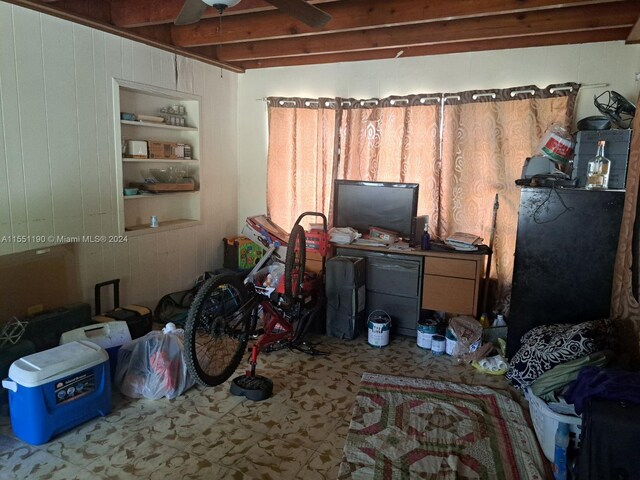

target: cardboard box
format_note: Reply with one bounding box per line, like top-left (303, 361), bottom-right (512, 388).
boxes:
top-left (148, 141), bottom-right (177, 159)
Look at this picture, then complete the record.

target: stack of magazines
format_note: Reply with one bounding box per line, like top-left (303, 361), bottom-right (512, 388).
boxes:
top-left (445, 232), bottom-right (483, 251)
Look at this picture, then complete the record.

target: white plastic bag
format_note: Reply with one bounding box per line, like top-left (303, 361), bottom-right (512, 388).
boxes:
top-left (115, 328), bottom-right (195, 400)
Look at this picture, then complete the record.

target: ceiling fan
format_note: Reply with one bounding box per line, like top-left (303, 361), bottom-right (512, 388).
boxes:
top-left (175, 0), bottom-right (332, 28)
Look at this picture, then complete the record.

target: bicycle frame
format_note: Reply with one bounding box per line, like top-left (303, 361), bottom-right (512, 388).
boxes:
top-left (241, 212), bottom-right (328, 378)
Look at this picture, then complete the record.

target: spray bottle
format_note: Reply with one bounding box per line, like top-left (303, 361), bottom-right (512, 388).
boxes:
top-left (420, 223), bottom-right (431, 251)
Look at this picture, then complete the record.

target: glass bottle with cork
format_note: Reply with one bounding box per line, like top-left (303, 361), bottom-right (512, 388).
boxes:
top-left (585, 140), bottom-right (611, 190)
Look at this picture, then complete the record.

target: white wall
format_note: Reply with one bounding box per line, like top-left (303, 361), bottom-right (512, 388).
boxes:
top-left (0, 4), bottom-right (239, 308)
top-left (237, 41), bottom-right (640, 230)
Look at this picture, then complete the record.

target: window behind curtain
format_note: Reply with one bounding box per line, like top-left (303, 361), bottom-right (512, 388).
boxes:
top-left (338, 95), bottom-right (442, 230)
top-left (440, 85), bottom-right (579, 309)
top-left (265, 84), bottom-right (578, 311)
top-left (266, 98), bottom-right (339, 231)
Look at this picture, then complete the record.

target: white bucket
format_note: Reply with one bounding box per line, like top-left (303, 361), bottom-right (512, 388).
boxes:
top-left (417, 319), bottom-right (438, 350)
top-left (431, 335), bottom-right (446, 356)
top-left (367, 310), bottom-right (391, 348)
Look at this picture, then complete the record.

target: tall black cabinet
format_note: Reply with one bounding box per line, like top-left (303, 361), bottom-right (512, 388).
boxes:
top-left (506, 187), bottom-right (625, 359)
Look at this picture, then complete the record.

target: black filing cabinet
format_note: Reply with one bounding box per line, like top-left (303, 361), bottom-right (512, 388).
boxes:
top-left (336, 247), bottom-right (422, 336)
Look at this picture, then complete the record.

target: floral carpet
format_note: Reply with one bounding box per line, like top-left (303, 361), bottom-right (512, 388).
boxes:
top-left (338, 373), bottom-right (547, 479)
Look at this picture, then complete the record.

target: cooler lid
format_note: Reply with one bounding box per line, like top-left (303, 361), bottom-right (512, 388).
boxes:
top-left (9, 341), bottom-right (108, 387)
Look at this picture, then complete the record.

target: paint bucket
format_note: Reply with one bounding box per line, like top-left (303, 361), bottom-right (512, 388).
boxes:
top-left (417, 319), bottom-right (438, 350)
top-left (431, 335), bottom-right (446, 356)
top-left (446, 327), bottom-right (460, 355)
top-left (367, 310), bottom-right (391, 348)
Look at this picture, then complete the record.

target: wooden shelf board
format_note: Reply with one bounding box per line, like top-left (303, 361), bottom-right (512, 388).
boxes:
top-left (123, 191), bottom-right (199, 200)
top-left (124, 218), bottom-right (200, 235)
top-left (120, 120), bottom-right (197, 131)
top-left (123, 158), bottom-right (198, 164)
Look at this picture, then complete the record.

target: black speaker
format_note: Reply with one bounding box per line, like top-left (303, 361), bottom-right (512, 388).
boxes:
top-left (410, 215), bottom-right (429, 247)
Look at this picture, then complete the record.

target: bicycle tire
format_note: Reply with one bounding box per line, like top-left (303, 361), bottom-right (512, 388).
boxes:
top-left (284, 224), bottom-right (306, 306)
top-left (184, 274), bottom-right (253, 386)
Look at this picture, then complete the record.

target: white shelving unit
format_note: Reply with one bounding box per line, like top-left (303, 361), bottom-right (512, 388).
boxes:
top-left (113, 79), bottom-right (202, 235)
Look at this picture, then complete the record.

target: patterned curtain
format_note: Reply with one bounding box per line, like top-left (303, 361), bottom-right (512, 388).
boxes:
top-left (611, 95), bottom-right (640, 362)
top-left (441, 84), bottom-right (579, 311)
top-left (266, 97), bottom-right (340, 231)
top-left (265, 84), bottom-right (579, 314)
top-left (337, 95), bottom-right (442, 226)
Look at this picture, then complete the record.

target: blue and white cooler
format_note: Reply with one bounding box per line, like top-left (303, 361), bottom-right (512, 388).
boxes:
top-left (2, 341), bottom-right (111, 445)
top-left (60, 321), bottom-right (131, 379)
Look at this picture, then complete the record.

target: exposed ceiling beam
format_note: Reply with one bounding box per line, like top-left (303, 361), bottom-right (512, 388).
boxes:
top-left (171, 0), bottom-right (623, 47)
top-left (111, 0), bottom-right (337, 28)
top-left (627, 14), bottom-right (640, 43)
top-left (235, 28), bottom-right (630, 69)
top-left (214, 2), bottom-right (640, 61)
top-left (2, 0), bottom-right (245, 73)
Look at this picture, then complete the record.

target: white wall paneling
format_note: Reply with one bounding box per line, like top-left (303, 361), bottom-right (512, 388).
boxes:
top-left (0, 3), bottom-right (239, 311)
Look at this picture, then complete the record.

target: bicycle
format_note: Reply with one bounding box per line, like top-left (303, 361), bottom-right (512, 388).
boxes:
top-left (183, 212), bottom-right (329, 401)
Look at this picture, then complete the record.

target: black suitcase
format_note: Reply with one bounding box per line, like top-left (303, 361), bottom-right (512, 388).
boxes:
top-left (20, 302), bottom-right (93, 351)
top-left (94, 279), bottom-right (152, 339)
top-left (325, 256), bottom-right (366, 339)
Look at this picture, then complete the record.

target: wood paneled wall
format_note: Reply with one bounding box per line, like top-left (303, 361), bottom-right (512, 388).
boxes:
top-left (0, 4), bottom-right (239, 313)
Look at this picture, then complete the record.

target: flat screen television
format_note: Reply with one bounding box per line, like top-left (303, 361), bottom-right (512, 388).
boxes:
top-left (333, 180), bottom-right (419, 239)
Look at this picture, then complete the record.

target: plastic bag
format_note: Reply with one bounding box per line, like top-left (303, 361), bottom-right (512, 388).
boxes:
top-left (114, 327), bottom-right (195, 400)
top-left (449, 315), bottom-right (483, 359)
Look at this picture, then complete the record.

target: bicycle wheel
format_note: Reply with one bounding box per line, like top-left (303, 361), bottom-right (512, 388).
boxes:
top-left (284, 224), bottom-right (306, 306)
top-left (184, 274), bottom-right (253, 386)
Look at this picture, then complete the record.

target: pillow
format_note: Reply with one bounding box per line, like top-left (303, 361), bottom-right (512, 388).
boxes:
top-left (506, 319), bottom-right (614, 390)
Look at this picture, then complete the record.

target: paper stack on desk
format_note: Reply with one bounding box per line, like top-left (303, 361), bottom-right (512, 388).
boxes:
top-left (445, 232), bottom-right (483, 251)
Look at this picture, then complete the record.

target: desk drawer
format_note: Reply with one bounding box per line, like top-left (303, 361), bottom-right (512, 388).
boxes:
top-left (367, 292), bottom-right (418, 335)
top-left (366, 257), bottom-right (421, 297)
top-left (424, 256), bottom-right (477, 279)
top-left (422, 275), bottom-right (475, 315)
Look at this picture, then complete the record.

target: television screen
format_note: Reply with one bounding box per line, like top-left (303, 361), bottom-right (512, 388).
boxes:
top-left (333, 180), bottom-right (419, 239)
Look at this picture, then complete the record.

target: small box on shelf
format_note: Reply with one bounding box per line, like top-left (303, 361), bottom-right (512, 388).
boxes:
top-left (148, 141), bottom-right (177, 159)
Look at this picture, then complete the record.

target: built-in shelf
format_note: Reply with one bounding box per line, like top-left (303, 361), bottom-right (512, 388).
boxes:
top-left (120, 120), bottom-right (198, 131)
top-left (114, 79), bottom-right (202, 236)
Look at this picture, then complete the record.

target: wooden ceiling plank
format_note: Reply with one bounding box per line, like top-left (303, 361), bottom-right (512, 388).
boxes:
top-left (2, 0), bottom-right (244, 73)
top-left (626, 14), bottom-right (640, 43)
top-left (171, 0), bottom-right (624, 47)
top-left (111, 0), bottom-right (337, 27)
top-left (215, 2), bottom-right (640, 61)
top-left (237, 28), bottom-right (631, 68)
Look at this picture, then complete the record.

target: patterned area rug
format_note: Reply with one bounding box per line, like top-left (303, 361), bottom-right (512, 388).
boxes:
top-left (338, 373), bottom-right (547, 479)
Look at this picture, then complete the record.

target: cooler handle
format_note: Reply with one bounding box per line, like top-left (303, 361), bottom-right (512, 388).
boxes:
top-left (2, 379), bottom-right (17, 392)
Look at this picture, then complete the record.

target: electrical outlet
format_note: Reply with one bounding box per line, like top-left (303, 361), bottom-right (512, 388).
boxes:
top-left (636, 72), bottom-right (640, 82)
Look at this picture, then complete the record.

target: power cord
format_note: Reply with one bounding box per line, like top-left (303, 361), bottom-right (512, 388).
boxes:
top-left (532, 183), bottom-right (574, 224)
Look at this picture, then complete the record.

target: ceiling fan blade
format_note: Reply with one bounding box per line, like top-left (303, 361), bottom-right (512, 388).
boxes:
top-left (175, 0), bottom-right (208, 26)
top-left (265, 0), bottom-right (331, 28)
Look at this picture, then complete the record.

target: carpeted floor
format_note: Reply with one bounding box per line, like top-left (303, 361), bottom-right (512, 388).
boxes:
top-left (339, 372), bottom-right (548, 479)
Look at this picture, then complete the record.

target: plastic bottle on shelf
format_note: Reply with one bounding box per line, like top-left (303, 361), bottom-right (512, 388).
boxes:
top-left (553, 422), bottom-right (570, 480)
top-left (420, 224), bottom-right (431, 251)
